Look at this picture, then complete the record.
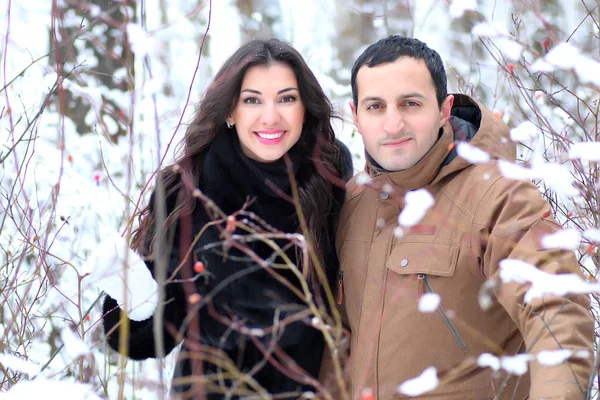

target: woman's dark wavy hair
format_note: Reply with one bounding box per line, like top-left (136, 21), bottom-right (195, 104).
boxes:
top-left (131, 38), bottom-right (342, 282)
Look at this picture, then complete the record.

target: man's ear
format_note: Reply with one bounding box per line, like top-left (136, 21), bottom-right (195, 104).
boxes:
top-left (349, 100), bottom-right (361, 134)
top-left (440, 94), bottom-right (454, 125)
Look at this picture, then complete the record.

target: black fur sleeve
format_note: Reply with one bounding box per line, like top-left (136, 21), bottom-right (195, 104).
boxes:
top-left (102, 190), bottom-right (187, 360)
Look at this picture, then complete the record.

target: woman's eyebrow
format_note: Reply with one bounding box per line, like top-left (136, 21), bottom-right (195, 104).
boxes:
top-left (240, 87), bottom-right (299, 95)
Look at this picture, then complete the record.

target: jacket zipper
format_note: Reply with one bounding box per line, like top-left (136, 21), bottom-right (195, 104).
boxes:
top-left (418, 273), bottom-right (469, 353)
top-left (336, 270), bottom-right (344, 305)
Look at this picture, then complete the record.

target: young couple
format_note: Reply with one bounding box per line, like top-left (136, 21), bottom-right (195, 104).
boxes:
top-left (102, 36), bottom-right (593, 399)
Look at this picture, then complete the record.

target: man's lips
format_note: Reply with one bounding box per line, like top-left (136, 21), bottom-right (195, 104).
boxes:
top-left (382, 138), bottom-right (411, 146)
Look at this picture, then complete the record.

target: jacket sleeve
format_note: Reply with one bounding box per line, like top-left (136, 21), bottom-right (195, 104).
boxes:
top-left (102, 190), bottom-right (188, 360)
top-left (475, 177), bottom-right (594, 399)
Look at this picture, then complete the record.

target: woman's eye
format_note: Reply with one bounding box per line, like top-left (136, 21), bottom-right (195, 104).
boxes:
top-left (243, 97), bottom-right (260, 104)
top-left (280, 95), bottom-right (297, 103)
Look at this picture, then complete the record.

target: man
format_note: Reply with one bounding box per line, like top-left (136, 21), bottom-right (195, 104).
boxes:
top-left (335, 35), bottom-right (594, 399)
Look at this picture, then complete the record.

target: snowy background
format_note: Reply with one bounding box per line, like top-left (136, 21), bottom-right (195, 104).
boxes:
top-left (1, 0), bottom-right (599, 398)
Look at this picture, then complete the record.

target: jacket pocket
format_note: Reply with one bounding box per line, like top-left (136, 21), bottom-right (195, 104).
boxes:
top-left (386, 242), bottom-right (458, 276)
top-left (419, 273), bottom-right (469, 353)
top-left (385, 242), bottom-right (469, 354)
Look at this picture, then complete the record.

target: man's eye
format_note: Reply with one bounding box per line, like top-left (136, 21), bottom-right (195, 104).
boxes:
top-left (366, 104), bottom-right (382, 110)
top-left (405, 101), bottom-right (420, 107)
top-left (280, 95), bottom-right (297, 103)
top-left (243, 97), bottom-right (260, 104)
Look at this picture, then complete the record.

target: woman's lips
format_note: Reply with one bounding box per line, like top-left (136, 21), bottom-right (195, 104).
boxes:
top-left (255, 130), bottom-right (285, 144)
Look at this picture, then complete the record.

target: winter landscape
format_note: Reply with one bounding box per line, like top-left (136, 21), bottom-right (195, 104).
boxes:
top-left (1, 0), bottom-right (599, 398)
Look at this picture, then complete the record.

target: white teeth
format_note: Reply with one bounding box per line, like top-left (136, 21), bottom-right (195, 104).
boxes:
top-left (257, 132), bottom-right (284, 139)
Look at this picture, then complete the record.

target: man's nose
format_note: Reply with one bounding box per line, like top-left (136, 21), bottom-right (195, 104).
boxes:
top-left (383, 109), bottom-right (404, 135)
top-left (261, 103), bottom-right (281, 126)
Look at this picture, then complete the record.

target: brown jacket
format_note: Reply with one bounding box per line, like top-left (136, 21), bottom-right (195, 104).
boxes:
top-left (334, 95), bottom-right (593, 399)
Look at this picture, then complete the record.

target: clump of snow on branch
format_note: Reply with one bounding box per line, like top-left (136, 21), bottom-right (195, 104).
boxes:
top-left (471, 21), bottom-right (523, 61)
top-left (498, 259), bottom-right (600, 303)
top-left (540, 229), bottom-right (581, 251)
top-left (60, 328), bottom-right (90, 360)
top-left (498, 158), bottom-right (579, 197)
top-left (397, 366), bottom-right (439, 396)
top-left (583, 228), bottom-right (600, 243)
top-left (510, 121), bottom-right (540, 142)
top-left (85, 234), bottom-right (159, 321)
top-left (418, 293), bottom-right (441, 313)
top-left (477, 350), bottom-right (589, 376)
top-left (0, 354), bottom-right (41, 377)
top-left (537, 350), bottom-right (575, 366)
top-left (456, 142), bottom-right (490, 164)
top-left (0, 378), bottom-right (102, 400)
top-left (532, 42), bottom-right (600, 87)
top-left (398, 189), bottom-right (435, 227)
top-left (355, 171), bottom-right (373, 186)
top-left (478, 279), bottom-right (498, 311)
top-left (449, 0), bottom-right (477, 18)
top-left (569, 142), bottom-right (600, 162)
top-left (477, 353), bottom-right (531, 375)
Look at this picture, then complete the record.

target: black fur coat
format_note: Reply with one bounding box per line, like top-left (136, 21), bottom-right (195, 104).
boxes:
top-left (102, 133), bottom-right (353, 398)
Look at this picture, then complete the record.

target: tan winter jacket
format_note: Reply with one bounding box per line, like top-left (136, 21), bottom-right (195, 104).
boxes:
top-left (334, 94), bottom-right (594, 399)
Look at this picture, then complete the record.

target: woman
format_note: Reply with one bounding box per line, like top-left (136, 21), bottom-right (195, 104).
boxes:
top-left (102, 38), bottom-right (352, 399)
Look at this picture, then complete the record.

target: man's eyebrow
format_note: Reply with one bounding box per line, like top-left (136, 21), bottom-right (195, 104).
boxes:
top-left (361, 93), bottom-right (426, 105)
top-left (399, 93), bottom-right (425, 100)
top-left (240, 87), bottom-right (299, 95)
top-left (360, 96), bottom-right (384, 105)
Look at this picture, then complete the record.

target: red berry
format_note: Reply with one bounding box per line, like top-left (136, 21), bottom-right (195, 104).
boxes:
top-left (188, 293), bottom-right (201, 305)
top-left (542, 210), bottom-right (550, 218)
top-left (193, 261), bottom-right (205, 274)
top-left (226, 215), bottom-right (236, 232)
top-left (507, 63), bottom-right (515, 72)
top-left (361, 389), bottom-right (374, 400)
top-left (542, 38), bottom-right (552, 51)
top-left (586, 244), bottom-right (596, 255)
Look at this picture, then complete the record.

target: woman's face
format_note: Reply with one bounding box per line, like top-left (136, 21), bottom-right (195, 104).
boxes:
top-left (228, 62), bottom-right (305, 163)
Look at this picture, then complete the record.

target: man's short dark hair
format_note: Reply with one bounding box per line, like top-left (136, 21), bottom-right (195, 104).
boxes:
top-left (350, 35), bottom-right (448, 108)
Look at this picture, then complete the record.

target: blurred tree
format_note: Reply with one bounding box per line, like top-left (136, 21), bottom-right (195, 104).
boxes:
top-left (49, 0), bottom-right (136, 141)
top-left (235, 0), bottom-right (282, 41)
top-left (330, 0), bottom-right (378, 86)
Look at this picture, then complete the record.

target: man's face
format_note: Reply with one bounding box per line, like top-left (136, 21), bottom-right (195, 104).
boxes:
top-left (351, 57), bottom-right (453, 171)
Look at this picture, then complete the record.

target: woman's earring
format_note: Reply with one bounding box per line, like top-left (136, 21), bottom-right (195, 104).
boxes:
top-left (226, 121), bottom-right (234, 129)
